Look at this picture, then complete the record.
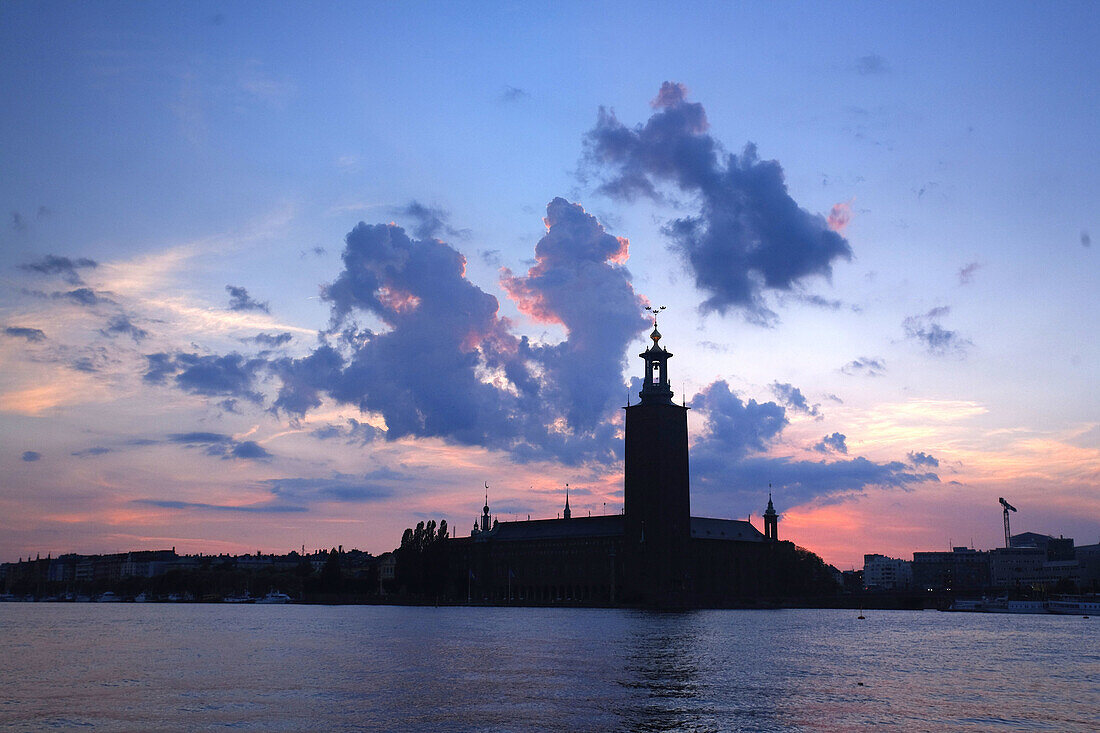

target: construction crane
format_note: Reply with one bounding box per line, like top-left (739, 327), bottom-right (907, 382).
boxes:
top-left (999, 497), bottom-right (1017, 548)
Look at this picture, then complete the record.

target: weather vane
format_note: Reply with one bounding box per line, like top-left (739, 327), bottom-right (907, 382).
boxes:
top-left (644, 304), bottom-right (666, 326)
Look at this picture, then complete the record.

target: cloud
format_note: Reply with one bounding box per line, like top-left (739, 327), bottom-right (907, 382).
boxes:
top-left (689, 381), bottom-right (937, 507)
top-left (72, 446), bottom-right (112, 458)
top-left (902, 306), bottom-right (971, 356)
top-left (501, 197), bottom-right (648, 436)
top-left (855, 54), bottom-right (889, 75)
top-left (814, 432), bottom-right (848, 454)
top-left (4, 326), bottom-right (46, 342)
top-left (584, 82), bottom-right (852, 321)
top-left (21, 451), bottom-right (42, 462)
top-left (770, 382), bottom-right (820, 417)
top-left (1082, 230), bottom-right (1091, 248)
top-left (228, 440), bottom-right (272, 460)
top-left (167, 431), bottom-right (272, 461)
top-left (500, 85), bottom-right (530, 103)
top-left (57, 288), bottom-right (109, 307)
top-left (397, 200), bottom-right (469, 240)
top-left (133, 499), bottom-right (307, 513)
top-left (100, 315), bottom-right (148, 342)
top-left (310, 418), bottom-right (380, 444)
top-left (842, 357), bottom-right (886, 377)
top-left (273, 200), bottom-right (647, 465)
top-left (144, 352), bottom-right (266, 404)
top-left (827, 201), bottom-right (853, 233)
top-left (226, 285), bottom-right (270, 313)
top-left (262, 474), bottom-right (392, 503)
top-left (907, 451), bottom-right (939, 468)
top-left (691, 381), bottom-right (787, 460)
top-left (20, 255), bottom-right (98, 285)
top-left (11, 212), bottom-right (26, 232)
top-left (958, 262), bottom-right (981, 285)
top-left (245, 332), bottom-right (292, 347)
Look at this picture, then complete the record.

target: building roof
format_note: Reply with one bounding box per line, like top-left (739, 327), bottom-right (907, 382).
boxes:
top-left (466, 514), bottom-right (767, 543)
top-left (690, 517), bottom-right (765, 542)
top-left (486, 514), bottom-right (624, 542)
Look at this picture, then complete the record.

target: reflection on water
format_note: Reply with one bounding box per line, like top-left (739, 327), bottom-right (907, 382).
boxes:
top-left (1, 605), bottom-right (1097, 732)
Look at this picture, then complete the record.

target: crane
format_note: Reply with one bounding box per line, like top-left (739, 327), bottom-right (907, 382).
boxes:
top-left (999, 497), bottom-right (1017, 548)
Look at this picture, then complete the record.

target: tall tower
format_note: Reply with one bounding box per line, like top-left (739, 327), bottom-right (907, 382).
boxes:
top-left (623, 317), bottom-right (691, 606)
top-left (562, 486), bottom-right (571, 520)
top-left (763, 492), bottom-right (778, 541)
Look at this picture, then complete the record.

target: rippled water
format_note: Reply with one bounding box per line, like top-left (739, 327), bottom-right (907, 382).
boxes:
top-left (1, 604), bottom-right (1096, 731)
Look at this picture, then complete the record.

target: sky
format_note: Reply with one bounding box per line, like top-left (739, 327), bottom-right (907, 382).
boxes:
top-left (2, 1), bottom-right (1098, 570)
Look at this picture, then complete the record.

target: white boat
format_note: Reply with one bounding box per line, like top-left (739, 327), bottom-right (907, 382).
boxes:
top-left (96, 592), bottom-right (122, 603)
top-left (256, 590), bottom-right (292, 604)
top-left (1047, 596), bottom-right (1100, 615)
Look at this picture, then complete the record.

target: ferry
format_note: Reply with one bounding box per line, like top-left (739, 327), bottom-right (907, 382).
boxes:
top-left (256, 590), bottom-right (293, 604)
top-left (948, 595), bottom-right (1098, 615)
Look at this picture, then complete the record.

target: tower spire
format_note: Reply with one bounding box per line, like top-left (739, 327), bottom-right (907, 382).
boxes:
top-left (563, 484), bottom-right (571, 520)
top-left (638, 305), bottom-right (674, 405)
top-left (763, 484), bottom-right (778, 541)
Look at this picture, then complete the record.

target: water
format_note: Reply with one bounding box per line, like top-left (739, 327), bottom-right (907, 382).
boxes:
top-left (1, 605), bottom-right (1096, 732)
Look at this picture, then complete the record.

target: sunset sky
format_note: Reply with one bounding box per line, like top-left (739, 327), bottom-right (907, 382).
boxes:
top-left (2, 2), bottom-right (1097, 569)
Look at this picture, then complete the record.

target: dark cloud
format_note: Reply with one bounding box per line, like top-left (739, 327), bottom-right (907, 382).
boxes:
top-left (500, 85), bottom-right (530, 103)
top-left (57, 288), bottom-right (108, 307)
top-left (584, 82), bottom-right (852, 321)
top-left (842, 357), bottom-right (886, 376)
top-left (770, 382), bottom-right (820, 417)
top-left (226, 285), bottom-right (270, 313)
top-left (133, 499), bottom-right (307, 513)
top-left (958, 262), bottom-right (981, 285)
top-left (798, 294), bottom-right (844, 310)
top-left (20, 255), bottom-right (98, 285)
top-left (11, 212), bottom-right (26, 232)
top-left (21, 451), bottom-right (42, 462)
top-left (694, 455), bottom-right (938, 511)
top-left (855, 54), bottom-right (889, 75)
top-left (908, 451), bottom-right (939, 468)
top-left (262, 474), bottom-right (391, 504)
top-left (3, 326), bottom-right (46, 342)
top-left (167, 432), bottom-right (272, 461)
top-left (501, 197), bottom-right (649, 438)
top-left (691, 381), bottom-right (787, 461)
top-left (100, 315), bottom-right (148, 342)
top-left (274, 200), bottom-right (647, 465)
top-left (70, 357), bottom-right (98, 373)
top-left (689, 381), bottom-right (937, 509)
top-left (245, 332), bottom-right (292, 347)
top-left (903, 306), bottom-right (971, 356)
top-left (814, 432), bottom-right (848, 454)
top-left (397, 200), bottom-right (469, 241)
top-left (229, 441), bottom-right (272, 460)
top-left (144, 352), bottom-right (266, 404)
top-left (1082, 230), bottom-right (1091, 248)
top-left (72, 446), bottom-right (111, 458)
top-left (309, 418), bottom-right (380, 444)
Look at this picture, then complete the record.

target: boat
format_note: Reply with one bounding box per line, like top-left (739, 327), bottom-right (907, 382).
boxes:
top-left (222, 592), bottom-right (254, 603)
top-left (96, 591), bottom-right (122, 602)
top-left (256, 590), bottom-right (292, 604)
top-left (1046, 596), bottom-right (1100, 615)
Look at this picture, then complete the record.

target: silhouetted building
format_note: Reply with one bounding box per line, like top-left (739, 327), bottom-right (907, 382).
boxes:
top-left (912, 547), bottom-right (989, 592)
top-left (446, 322), bottom-right (834, 607)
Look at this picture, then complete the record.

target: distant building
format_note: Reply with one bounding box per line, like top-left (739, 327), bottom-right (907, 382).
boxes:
top-left (863, 554), bottom-right (912, 590)
top-left (912, 547), bottom-right (989, 592)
